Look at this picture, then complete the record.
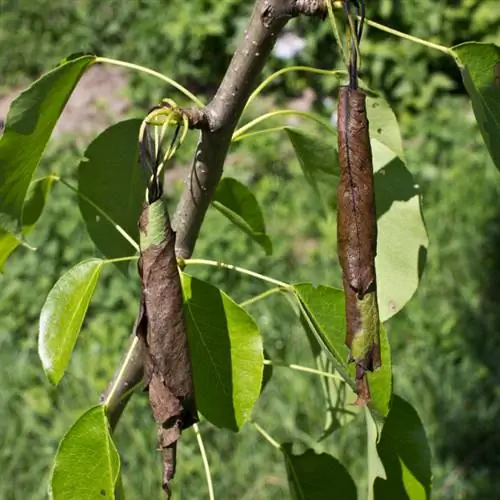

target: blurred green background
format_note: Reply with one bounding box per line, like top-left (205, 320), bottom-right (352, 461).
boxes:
top-left (1, 1), bottom-right (500, 498)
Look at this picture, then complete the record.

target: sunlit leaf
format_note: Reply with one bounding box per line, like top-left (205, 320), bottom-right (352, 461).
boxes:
top-left (0, 176), bottom-right (54, 271)
top-left (452, 42), bottom-right (500, 169)
top-left (366, 407), bottom-right (387, 500)
top-left (374, 396), bottom-right (432, 499)
top-left (374, 150), bottom-right (429, 322)
top-left (39, 259), bottom-right (104, 385)
top-left (50, 405), bottom-right (120, 500)
top-left (283, 443), bottom-right (357, 500)
top-left (78, 119), bottom-right (143, 273)
top-left (0, 55), bottom-right (95, 234)
top-left (181, 272), bottom-right (263, 430)
top-left (213, 177), bottom-right (272, 255)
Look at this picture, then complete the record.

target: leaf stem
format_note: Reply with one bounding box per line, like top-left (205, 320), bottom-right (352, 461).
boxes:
top-left (362, 18), bottom-right (451, 55)
top-left (264, 359), bottom-right (344, 381)
top-left (240, 287), bottom-right (283, 307)
top-left (245, 67), bottom-right (345, 110)
top-left (96, 57), bottom-right (204, 107)
top-left (103, 336), bottom-right (143, 409)
top-left (193, 423), bottom-right (215, 500)
top-left (233, 109), bottom-right (334, 141)
top-left (251, 421), bottom-right (281, 450)
top-left (183, 259), bottom-right (289, 288)
top-left (56, 176), bottom-right (140, 253)
top-left (233, 126), bottom-right (288, 143)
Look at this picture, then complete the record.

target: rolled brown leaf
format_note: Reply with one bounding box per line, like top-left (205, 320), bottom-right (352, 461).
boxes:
top-left (337, 86), bottom-right (381, 403)
top-left (135, 199), bottom-right (198, 496)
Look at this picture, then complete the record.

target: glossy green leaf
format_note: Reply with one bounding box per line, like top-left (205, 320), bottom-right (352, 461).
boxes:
top-left (213, 177), bottom-right (272, 255)
top-left (50, 405), bottom-right (120, 500)
top-left (366, 407), bottom-right (387, 500)
top-left (294, 283), bottom-right (392, 417)
top-left (181, 272), bottom-right (263, 431)
top-left (452, 42), bottom-right (500, 169)
top-left (39, 259), bottom-right (104, 385)
top-left (283, 443), bottom-right (357, 500)
top-left (0, 55), bottom-right (95, 234)
top-left (0, 176), bottom-right (54, 271)
top-left (78, 119), bottom-right (143, 273)
top-left (374, 396), bottom-right (432, 500)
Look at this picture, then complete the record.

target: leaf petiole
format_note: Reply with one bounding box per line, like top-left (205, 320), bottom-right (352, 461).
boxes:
top-left (183, 258), bottom-right (289, 288)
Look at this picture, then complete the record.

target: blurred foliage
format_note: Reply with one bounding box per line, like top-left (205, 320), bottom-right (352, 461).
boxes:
top-left (1, 0), bottom-right (500, 499)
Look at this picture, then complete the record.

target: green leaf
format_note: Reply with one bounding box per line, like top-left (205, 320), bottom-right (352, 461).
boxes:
top-left (293, 283), bottom-right (392, 417)
top-left (366, 407), bottom-right (387, 500)
top-left (0, 55), bottom-right (95, 234)
top-left (365, 324), bottom-right (392, 417)
top-left (0, 176), bottom-right (54, 271)
top-left (285, 126), bottom-right (339, 185)
top-left (181, 272), bottom-right (263, 430)
top-left (39, 258), bottom-right (104, 385)
top-left (293, 283), bottom-right (349, 367)
top-left (78, 119), bottom-right (144, 273)
top-left (373, 151), bottom-right (429, 322)
top-left (365, 95), bottom-right (404, 161)
top-left (374, 396), bottom-right (432, 500)
top-left (213, 177), bottom-right (272, 255)
top-left (50, 405), bottom-right (120, 500)
top-left (283, 443), bottom-right (357, 500)
top-left (452, 42), bottom-right (500, 169)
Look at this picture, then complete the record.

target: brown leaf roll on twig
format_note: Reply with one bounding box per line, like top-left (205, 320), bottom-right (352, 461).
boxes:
top-left (135, 201), bottom-right (198, 496)
top-left (337, 86), bottom-right (381, 405)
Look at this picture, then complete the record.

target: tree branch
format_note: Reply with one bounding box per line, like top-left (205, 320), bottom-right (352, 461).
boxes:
top-left (102, 0), bottom-right (327, 425)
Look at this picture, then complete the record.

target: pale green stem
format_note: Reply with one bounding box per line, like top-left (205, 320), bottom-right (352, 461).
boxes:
top-left (233, 126), bottom-right (288, 143)
top-left (264, 359), bottom-right (344, 381)
top-left (233, 109), bottom-right (333, 141)
top-left (251, 421), bottom-right (281, 450)
top-left (56, 177), bottom-right (140, 252)
top-left (103, 336), bottom-right (142, 408)
top-left (239, 287), bottom-right (283, 308)
top-left (245, 67), bottom-right (345, 110)
top-left (362, 18), bottom-right (451, 55)
top-left (183, 259), bottom-right (289, 288)
top-left (96, 57), bottom-right (204, 107)
top-left (326, 0), bottom-right (348, 66)
top-left (193, 423), bottom-right (215, 500)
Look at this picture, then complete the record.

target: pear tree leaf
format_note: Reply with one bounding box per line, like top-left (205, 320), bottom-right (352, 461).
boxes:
top-left (181, 272), bottom-right (263, 430)
top-left (283, 443), bottom-right (357, 500)
top-left (38, 258), bottom-right (104, 385)
top-left (0, 176), bottom-right (54, 271)
top-left (50, 405), bottom-right (120, 500)
top-left (0, 55), bottom-right (95, 233)
top-left (452, 42), bottom-right (500, 169)
top-left (78, 119), bottom-right (144, 274)
top-left (374, 396), bottom-right (432, 499)
top-left (213, 177), bottom-right (272, 255)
